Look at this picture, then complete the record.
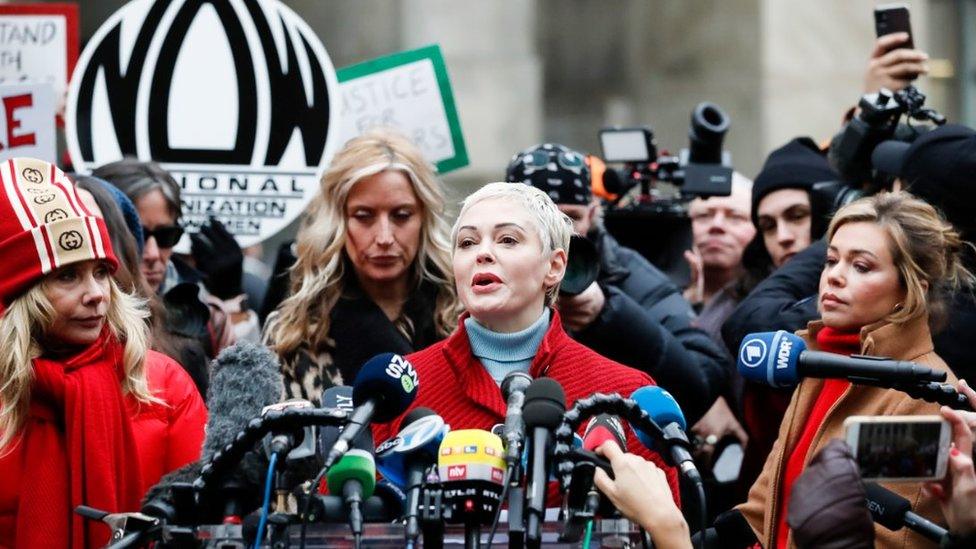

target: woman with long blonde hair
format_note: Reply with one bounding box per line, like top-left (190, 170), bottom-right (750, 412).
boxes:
top-left (0, 159), bottom-right (206, 547)
top-left (265, 129), bottom-right (459, 405)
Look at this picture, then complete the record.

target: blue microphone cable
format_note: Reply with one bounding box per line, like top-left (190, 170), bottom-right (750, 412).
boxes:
top-left (253, 451), bottom-right (279, 549)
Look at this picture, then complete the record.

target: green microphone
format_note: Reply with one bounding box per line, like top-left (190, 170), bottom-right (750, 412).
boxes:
top-left (326, 449), bottom-right (376, 547)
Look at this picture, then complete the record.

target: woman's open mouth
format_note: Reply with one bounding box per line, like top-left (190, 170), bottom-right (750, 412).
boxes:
top-left (472, 272), bottom-right (502, 293)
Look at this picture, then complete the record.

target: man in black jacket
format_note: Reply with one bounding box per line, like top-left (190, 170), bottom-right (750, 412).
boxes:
top-left (722, 124), bottom-right (976, 382)
top-left (505, 143), bottom-right (728, 423)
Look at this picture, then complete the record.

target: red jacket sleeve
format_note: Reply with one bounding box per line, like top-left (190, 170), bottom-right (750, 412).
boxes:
top-left (163, 363), bottom-right (207, 472)
top-left (145, 351), bottom-right (208, 472)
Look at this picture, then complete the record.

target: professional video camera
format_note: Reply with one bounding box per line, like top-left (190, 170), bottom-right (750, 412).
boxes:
top-left (599, 102), bottom-right (734, 208)
top-left (811, 84), bottom-right (947, 236)
top-left (596, 102), bottom-right (734, 283)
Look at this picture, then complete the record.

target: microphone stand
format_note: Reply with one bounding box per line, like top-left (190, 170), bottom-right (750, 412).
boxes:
top-left (420, 483), bottom-right (445, 549)
top-left (507, 459), bottom-right (525, 549)
top-left (465, 514), bottom-right (482, 549)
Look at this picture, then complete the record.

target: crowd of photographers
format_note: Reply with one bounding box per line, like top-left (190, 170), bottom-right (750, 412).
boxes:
top-left (2, 27), bottom-right (976, 549)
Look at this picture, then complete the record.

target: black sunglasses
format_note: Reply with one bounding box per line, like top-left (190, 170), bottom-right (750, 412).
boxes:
top-left (142, 225), bottom-right (184, 248)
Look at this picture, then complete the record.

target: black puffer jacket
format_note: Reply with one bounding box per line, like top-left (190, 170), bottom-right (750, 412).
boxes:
top-left (573, 227), bottom-right (729, 423)
top-left (721, 240), bottom-right (824, 356)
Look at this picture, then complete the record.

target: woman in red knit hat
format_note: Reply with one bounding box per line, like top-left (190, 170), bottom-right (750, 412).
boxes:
top-left (0, 158), bottom-right (206, 548)
top-left (372, 181), bottom-right (680, 512)
top-left (736, 191), bottom-right (974, 548)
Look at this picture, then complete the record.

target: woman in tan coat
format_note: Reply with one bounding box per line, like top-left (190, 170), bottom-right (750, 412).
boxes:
top-left (736, 192), bottom-right (973, 548)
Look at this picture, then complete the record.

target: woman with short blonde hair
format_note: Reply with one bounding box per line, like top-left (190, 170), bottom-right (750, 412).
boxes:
top-left (266, 129), bottom-right (459, 404)
top-left (373, 181), bottom-right (682, 522)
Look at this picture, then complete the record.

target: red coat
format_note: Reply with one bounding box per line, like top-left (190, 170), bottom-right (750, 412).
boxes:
top-left (0, 350), bottom-right (207, 547)
top-left (372, 310), bottom-right (680, 506)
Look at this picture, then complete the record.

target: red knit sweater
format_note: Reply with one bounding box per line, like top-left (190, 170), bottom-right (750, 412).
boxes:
top-left (372, 310), bottom-right (680, 506)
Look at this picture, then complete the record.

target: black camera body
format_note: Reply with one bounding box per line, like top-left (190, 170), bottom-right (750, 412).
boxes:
top-left (812, 85), bottom-right (948, 238)
top-left (596, 103), bottom-right (734, 287)
top-left (831, 85), bottom-right (945, 185)
top-left (599, 102), bottom-right (734, 203)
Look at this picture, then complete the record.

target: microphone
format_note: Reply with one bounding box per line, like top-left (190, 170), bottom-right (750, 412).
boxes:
top-left (864, 482), bottom-right (948, 543)
top-left (314, 386), bottom-right (375, 496)
top-left (326, 449), bottom-right (377, 547)
top-left (320, 386), bottom-right (374, 456)
top-left (582, 414), bottom-right (627, 452)
top-left (737, 330), bottom-right (946, 388)
top-left (203, 341), bottom-right (284, 461)
top-left (322, 353), bottom-right (419, 471)
top-left (630, 386), bottom-right (702, 486)
top-left (523, 377), bottom-right (566, 548)
top-left (501, 371), bottom-right (533, 466)
top-left (200, 341), bottom-right (284, 524)
top-left (375, 407), bottom-right (448, 545)
top-left (262, 399), bottom-right (315, 457)
top-left (561, 415), bottom-right (626, 542)
top-left (437, 429), bottom-right (507, 545)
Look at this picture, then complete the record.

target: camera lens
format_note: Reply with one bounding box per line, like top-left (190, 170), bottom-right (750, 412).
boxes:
top-left (689, 102), bottom-right (730, 164)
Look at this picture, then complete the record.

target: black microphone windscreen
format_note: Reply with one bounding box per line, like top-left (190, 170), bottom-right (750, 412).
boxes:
top-left (523, 377), bottom-right (566, 429)
top-left (203, 341), bottom-right (283, 461)
top-left (351, 353), bottom-right (419, 423)
top-left (400, 406), bottom-right (436, 431)
top-left (864, 482), bottom-right (911, 531)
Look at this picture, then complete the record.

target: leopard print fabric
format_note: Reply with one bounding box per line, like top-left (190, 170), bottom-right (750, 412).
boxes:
top-left (263, 311), bottom-right (341, 406)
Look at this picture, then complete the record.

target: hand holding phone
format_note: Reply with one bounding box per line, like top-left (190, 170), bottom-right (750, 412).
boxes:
top-left (845, 415), bottom-right (951, 482)
top-left (875, 4), bottom-right (914, 49)
top-left (923, 406), bottom-right (976, 537)
top-left (865, 4), bottom-right (928, 92)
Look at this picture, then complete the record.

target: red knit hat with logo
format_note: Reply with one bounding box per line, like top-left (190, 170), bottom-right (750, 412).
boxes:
top-left (0, 158), bottom-right (118, 315)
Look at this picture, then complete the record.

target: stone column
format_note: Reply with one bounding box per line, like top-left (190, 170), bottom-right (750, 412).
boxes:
top-left (398, 0), bottom-right (543, 203)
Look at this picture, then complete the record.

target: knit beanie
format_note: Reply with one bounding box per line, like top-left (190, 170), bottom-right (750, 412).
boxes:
top-left (95, 176), bottom-right (145, 255)
top-left (872, 124), bottom-right (976, 238)
top-left (505, 143), bottom-right (592, 205)
top-left (0, 158), bottom-right (118, 314)
top-left (752, 137), bottom-right (837, 224)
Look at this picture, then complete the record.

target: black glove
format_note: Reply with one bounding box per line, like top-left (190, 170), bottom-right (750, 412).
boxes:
top-left (787, 439), bottom-right (874, 549)
top-left (190, 217), bottom-right (244, 300)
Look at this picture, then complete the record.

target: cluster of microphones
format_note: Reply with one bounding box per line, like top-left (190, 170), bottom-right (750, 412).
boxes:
top-left (80, 330), bottom-right (975, 548)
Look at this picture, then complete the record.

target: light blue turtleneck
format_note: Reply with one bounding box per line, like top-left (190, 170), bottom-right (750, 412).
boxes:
top-left (464, 309), bottom-right (550, 384)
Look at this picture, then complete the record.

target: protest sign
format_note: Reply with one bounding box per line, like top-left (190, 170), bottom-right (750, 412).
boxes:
top-left (0, 3), bottom-right (78, 106)
top-left (65, 0), bottom-right (341, 247)
top-left (0, 82), bottom-right (55, 162)
top-left (338, 45), bottom-right (468, 173)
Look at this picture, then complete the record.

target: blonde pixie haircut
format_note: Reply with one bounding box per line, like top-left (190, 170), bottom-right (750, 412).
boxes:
top-left (826, 191), bottom-right (974, 326)
top-left (267, 128), bottom-right (458, 358)
top-left (452, 182), bottom-right (573, 305)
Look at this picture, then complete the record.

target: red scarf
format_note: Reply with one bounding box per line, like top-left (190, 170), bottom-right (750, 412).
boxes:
top-left (15, 329), bottom-right (143, 548)
top-left (775, 326), bottom-right (861, 548)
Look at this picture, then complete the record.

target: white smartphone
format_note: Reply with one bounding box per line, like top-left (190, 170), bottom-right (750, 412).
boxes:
top-left (844, 415), bottom-right (951, 482)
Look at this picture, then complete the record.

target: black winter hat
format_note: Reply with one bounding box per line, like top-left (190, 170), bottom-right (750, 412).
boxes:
top-left (505, 143), bottom-right (591, 205)
top-left (752, 137), bottom-right (837, 222)
top-left (872, 124), bottom-right (976, 236)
